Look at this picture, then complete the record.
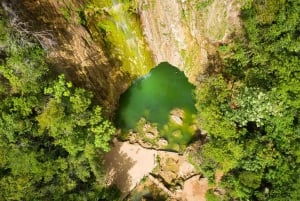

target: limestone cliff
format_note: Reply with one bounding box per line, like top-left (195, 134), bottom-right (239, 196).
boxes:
top-left (2, 0), bottom-right (241, 116)
top-left (138, 0), bottom-right (241, 84)
top-left (3, 0), bottom-right (130, 117)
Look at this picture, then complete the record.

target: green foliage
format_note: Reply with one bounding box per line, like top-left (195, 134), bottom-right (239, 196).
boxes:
top-left (196, 75), bottom-right (237, 139)
top-left (206, 190), bottom-right (222, 201)
top-left (196, 0), bottom-right (214, 10)
top-left (0, 16), bottom-right (117, 200)
top-left (99, 185), bottom-right (121, 201)
top-left (227, 87), bottom-right (285, 127)
top-left (0, 40), bottom-right (47, 94)
top-left (238, 171), bottom-right (262, 189)
top-left (196, 0), bottom-right (300, 200)
top-left (253, 0), bottom-right (285, 25)
top-left (0, 18), bottom-right (8, 45)
top-left (60, 6), bottom-right (71, 22)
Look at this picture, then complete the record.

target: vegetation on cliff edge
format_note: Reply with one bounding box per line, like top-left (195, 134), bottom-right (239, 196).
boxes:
top-left (0, 12), bottom-right (118, 200)
top-left (196, 0), bottom-right (300, 200)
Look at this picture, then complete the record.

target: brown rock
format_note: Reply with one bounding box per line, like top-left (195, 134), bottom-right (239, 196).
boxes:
top-left (6, 0), bottom-right (129, 117)
top-left (160, 171), bottom-right (177, 184)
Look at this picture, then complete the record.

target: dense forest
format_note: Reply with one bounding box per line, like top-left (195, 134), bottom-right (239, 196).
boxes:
top-left (197, 0), bottom-right (300, 200)
top-left (0, 0), bottom-right (300, 200)
top-left (0, 10), bottom-right (119, 200)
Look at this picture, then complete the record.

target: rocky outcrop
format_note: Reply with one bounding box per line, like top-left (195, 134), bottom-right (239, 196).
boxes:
top-left (138, 0), bottom-right (241, 84)
top-left (2, 0), bottom-right (242, 117)
top-left (170, 108), bottom-right (184, 125)
top-left (3, 0), bottom-right (129, 117)
top-left (180, 176), bottom-right (208, 201)
top-left (2, 0), bottom-right (241, 117)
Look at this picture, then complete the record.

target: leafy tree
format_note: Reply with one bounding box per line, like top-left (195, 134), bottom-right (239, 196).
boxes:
top-left (196, 0), bottom-right (300, 200)
top-left (0, 14), bottom-right (117, 201)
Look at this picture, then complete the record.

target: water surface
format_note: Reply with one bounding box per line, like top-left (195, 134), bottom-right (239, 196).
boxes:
top-left (116, 62), bottom-right (196, 149)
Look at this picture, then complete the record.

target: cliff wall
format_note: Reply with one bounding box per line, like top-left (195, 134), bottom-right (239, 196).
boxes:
top-left (3, 0), bottom-right (129, 116)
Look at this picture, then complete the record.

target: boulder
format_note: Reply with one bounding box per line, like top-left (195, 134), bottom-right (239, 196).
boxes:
top-left (160, 171), bottom-right (177, 184)
top-left (146, 132), bottom-right (155, 139)
top-left (170, 115), bottom-right (183, 125)
top-left (169, 108), bottom-right (185, 125)
top-left (158, 138), bottom-right (168, 147)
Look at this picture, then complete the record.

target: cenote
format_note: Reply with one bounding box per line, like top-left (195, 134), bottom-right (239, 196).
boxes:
top-left (116, 62), bottom-right (197, 151)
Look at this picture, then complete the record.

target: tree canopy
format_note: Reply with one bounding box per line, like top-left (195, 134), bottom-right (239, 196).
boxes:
top-left (196, 0), bottom-right (300, 200)
top-left (0, 14), bottom-right (117, 200)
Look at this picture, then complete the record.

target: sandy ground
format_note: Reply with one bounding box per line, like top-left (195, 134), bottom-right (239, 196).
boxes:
top-left (104, 140), bottom-right (209, 200)
top-left (103, 139), bottom-right (157, 197)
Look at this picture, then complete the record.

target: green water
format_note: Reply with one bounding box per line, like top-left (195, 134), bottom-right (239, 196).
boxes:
top-left (116, 62), bottom-right (197, 149)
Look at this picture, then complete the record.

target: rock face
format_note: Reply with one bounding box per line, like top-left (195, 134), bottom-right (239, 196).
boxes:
top-left (4, 0), bottom-right (241, 117)
top-left (104, 139), bottom-right (158, 198)
top-left (153, 152), bottom-right (198, 186)
top-left (4, 0), bottom-right (129, 116)
top-left (170, 108), bottom-right (184, 125)
top-left (138, 0), bottom-right (241, 84)
top-left (181, 176), bottom-right (208, 201)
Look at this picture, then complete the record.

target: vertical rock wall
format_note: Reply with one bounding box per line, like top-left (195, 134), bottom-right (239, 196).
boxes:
top-left (3, 0), bottom-right (241, 115)
top-left (4, 0), bottom-right (129, 117)
top-left (138, 0), bottom-right (241, 84)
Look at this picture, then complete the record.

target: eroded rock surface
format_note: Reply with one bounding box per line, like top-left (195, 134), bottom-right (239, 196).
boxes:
top-left (138, 0), bottom-right (241, 84)
top-left (104, 139), bottom-right (157, 198)
top-left (104, 140), bottom-right (203, 200)
top-left (5, 0), bottom-right (129, 116)
top-left (180, 176), bottom-right (209, 201)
